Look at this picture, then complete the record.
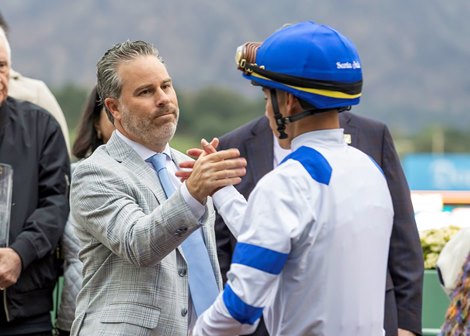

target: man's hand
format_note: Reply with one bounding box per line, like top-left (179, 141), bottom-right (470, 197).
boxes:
top-left (398, 328), bottom-right (416, 336)
top-left (176, 138), bottom-right (219, 182)
top-left (0, 247), bottom-right (22, 290)
top-left (177, 138), bottom-right (226, 183)
top-left (177, 138), bottom-right (246, 203)
top-left (186, 138), bottom-right (219, 159)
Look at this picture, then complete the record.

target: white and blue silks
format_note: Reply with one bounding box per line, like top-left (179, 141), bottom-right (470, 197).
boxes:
top-left (194, 129), bottom-right (393, 336)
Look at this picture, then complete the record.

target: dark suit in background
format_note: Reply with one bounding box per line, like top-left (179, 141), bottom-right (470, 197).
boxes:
top-left (215, 112), bottom-right (424, 336)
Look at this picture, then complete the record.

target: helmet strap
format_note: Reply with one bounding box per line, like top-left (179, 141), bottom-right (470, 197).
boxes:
top-left (269, 89), bottom-right (351, 139)
top-left (286, 105), bottom-right (351, 123)
top-left (270, 89), bottom-right (288, 139)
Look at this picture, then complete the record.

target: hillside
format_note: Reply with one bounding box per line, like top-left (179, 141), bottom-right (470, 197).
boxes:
top-left (2, 0), bottom-right (470, 133)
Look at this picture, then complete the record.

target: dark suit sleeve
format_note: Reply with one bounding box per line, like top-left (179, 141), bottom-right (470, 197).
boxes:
top-left (381, 125), bottom-right (423, 335)
top-left (215, 212), bottom-right (235, 284)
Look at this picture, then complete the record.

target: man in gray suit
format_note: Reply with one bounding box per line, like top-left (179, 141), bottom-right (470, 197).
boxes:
top-left (215, 113), bottom-right (423, 336)
top-left (70, 40), bottom-right (246, 336)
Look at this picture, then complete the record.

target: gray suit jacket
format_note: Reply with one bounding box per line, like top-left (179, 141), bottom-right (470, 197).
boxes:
top-left (70, 133), bottom-right (222, 336)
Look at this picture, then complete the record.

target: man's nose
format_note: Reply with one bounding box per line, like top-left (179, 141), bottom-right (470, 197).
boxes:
top-left (155, 88), bottom-right (170, 106)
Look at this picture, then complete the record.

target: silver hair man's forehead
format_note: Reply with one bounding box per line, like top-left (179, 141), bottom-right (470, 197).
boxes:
top-left (0, 27), bottom-right (11, 65)
top-left (96, 40), bottom-right (163, 100)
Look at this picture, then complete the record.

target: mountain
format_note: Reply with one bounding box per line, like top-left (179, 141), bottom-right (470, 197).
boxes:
top-left (2, 0), bottom-right (470, 133)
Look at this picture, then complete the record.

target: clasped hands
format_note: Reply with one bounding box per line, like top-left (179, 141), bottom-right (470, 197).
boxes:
top-left (177, 138), bottom-right (246, 203)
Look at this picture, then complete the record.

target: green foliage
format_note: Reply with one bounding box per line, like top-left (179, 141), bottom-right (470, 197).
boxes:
top-left (51, 83), bottom-right (470, 157)
top-left (52, 84), bottom-right (90, 137)
top-left (170, 135), bottom-right (200, 154)
top-left (420, 226), bottom-right (461, 269)
top-left (398, 125), bottom-right (470, 155)
top-left (177, 86), bottom-right (264, 142)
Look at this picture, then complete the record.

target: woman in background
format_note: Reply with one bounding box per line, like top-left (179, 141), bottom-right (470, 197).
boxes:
top-left (71, 86), bottom-right (114, 158)
top-left (55, 86), bottom-right (114, 335)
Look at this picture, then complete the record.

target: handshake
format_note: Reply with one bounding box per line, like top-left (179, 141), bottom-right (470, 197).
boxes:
top-left (177, 138), bottom-right (247, 203)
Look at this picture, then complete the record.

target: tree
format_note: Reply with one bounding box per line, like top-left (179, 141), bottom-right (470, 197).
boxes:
top-left (52, 84), bottom-right (90, 141)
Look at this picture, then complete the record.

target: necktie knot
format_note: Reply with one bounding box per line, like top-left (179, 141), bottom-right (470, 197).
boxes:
top-left (148, 153), bottom-right (167, 173)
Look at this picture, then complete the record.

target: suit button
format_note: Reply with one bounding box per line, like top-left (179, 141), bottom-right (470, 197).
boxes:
top-left (178, 269), bottom-right (187, 277)
top-left (181, 308), bottom-right (188, 317)
top-left (175, 227), bottom-right (188, 236)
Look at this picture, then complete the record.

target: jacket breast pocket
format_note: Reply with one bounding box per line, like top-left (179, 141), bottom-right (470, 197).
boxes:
top-left (100, 302), bottom-right (161, 329)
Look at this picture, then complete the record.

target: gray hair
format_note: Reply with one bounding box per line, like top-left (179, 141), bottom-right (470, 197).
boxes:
top-left (0, 27), bottom-right (11, 65)
top-left (96, 40), bottom-right (164, 122)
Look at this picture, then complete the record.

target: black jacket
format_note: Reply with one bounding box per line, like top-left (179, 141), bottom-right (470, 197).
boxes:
top-left (0, 97), bottom-right (70, 323)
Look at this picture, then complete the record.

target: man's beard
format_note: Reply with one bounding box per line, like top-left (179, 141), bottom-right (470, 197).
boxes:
top-left (121, 106), bottom-right (179, 149)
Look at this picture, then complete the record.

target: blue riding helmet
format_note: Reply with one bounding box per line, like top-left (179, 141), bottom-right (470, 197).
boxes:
top-left (236, 21), bottom-right (363, 110)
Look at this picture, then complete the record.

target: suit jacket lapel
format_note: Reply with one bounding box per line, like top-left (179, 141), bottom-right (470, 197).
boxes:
top-left (106, 133), bottom-right (167, 203)
top-left (246, 117), bottom-right (274, 181)
top-left (106, 135), bottom-right (220, 283)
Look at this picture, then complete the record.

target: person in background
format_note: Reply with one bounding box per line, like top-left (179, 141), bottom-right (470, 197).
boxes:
top-left (71, 86), bottom-right (115, 159)
top-left (0, 11), bottom-right (71, 153)
top-left (215, 112), bottom-right (424, 336)
top-left (55, 86), bottom-right (114, 336)
top-left (439, 251), bottom-right (470, 335)
top-left (70, 40), bottom-right (246, 335)
top-left (436, 227), bottom-right (470, 335)
top-left (194, 21), bottom-right (394, 335)
top-left (437, 226), bottom-right (470, 295)
top-left (0, 27), bottom-right (70, 336)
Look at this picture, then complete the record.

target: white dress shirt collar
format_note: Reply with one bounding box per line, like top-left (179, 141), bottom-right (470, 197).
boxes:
top-left (115, 129), bottom-right (171, 161)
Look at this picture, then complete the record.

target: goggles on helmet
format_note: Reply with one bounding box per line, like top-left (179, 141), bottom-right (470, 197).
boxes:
top-left (236, 41), bottom-right (362, 103)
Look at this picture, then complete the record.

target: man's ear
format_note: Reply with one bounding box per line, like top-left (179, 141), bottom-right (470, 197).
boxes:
top-left (286, 93), bottom-right (302, 114)
top-left (104, 97), bottom-right (121, 121)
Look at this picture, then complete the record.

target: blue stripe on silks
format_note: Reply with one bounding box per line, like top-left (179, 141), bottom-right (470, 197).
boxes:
top-left (232, 242), bottom-right (288, 275)
top-left (223, 284), bottom-right (263, 325)
top-left (280, 145), bottom-right (332, 185)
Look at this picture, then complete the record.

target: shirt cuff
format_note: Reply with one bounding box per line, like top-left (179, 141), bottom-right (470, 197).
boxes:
top-left (181, 182), bottom-right (205, 220)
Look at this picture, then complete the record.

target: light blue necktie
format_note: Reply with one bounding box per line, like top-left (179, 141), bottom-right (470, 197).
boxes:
top-left (147, 153), bottom-right (219, 316)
